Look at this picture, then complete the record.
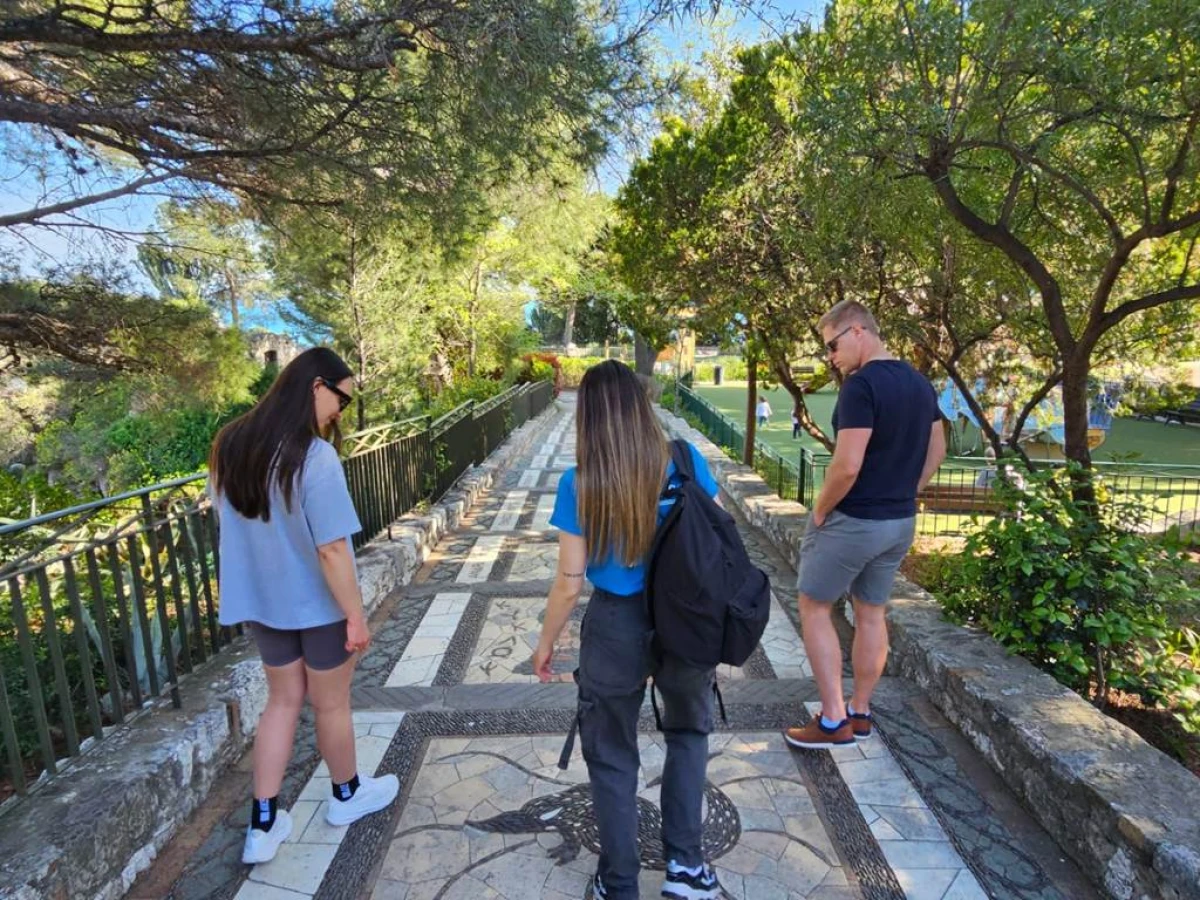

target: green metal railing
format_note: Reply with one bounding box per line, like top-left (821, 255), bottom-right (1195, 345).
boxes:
top-left (0, 379), bottom-right (555, 800)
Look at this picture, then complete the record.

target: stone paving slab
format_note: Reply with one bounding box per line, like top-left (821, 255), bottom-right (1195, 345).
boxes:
top-left (128, 394), bottom-right (1091, 900)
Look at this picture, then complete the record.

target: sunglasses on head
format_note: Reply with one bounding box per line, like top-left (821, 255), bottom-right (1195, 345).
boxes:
top-left (824, 325), bottom-right (854, 355)
top-left (320, 377), bottom-right (353, 412)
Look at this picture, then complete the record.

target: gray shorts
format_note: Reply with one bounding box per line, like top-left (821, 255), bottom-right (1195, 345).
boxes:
top-left (248, 620), bottom-right (351, 670)
top-left (796, 510), bottom-right (916, 606)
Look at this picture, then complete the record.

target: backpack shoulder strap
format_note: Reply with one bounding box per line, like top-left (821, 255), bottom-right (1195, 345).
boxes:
top-left (668, 439), bottom-right (695, 481)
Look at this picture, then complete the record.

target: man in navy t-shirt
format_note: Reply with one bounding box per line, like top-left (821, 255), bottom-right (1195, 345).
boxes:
top-left (785, 301), bottom-right (945, 750)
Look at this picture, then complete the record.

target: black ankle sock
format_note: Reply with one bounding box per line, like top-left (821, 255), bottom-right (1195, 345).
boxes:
top-left (332, 774), bottom-right (360, 802)
top-left (250, 796), bottom-right (277, 832)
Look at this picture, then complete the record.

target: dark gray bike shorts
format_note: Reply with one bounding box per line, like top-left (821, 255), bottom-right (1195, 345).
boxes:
top-left (247, 619), bottom-right (351, 670)
top-left (796, 510), bottom-right (916, 606)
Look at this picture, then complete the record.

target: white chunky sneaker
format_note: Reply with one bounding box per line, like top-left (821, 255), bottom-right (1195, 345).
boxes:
top-left (324, 773), bottom-right (400, 826)
top-left (241, 809), bottom-right (293, 865)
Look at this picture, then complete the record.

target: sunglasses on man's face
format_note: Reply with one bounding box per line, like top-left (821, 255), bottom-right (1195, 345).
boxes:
top-left (320, 378), bottom-right (353, 412)
top-left (824, 325), bottom-right (854, 356)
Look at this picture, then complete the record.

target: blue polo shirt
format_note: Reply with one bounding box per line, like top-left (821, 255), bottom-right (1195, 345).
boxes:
top-left (550, 441), bottom-right (719, 596)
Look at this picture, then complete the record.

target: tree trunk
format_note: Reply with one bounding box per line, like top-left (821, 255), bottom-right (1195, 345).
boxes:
top-left (562, 300), bottom-right (577, 347)
top-left (633, 334), bottom-right (656, 376)
top-left (744, 345), bottom-right (757, 466)
top-left (772, 356), bottom-right (834, 451)
top-left (346, 230), bottom-right (367, 432)
top-left (355, 349), bottom-right (366, 432)
top-left (1061, 354), bottom-right (1095, 505)
top-left (468, 260), bottom-right (482, 378)
top-left (226, 268), bottom-right (240, 329)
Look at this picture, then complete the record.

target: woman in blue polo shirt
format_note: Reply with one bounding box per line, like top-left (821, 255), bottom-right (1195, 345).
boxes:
top-left (531, 361), bottom-right (723, 900)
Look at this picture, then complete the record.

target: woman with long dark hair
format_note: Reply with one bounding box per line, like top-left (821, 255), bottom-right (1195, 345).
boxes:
top-left (532, 361), bottom-right (723, 900)
top-left (210, 347), bottom-right (398, 865)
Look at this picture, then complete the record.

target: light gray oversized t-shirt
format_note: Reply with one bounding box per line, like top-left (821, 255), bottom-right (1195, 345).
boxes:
top-left (214, 439), bottom-right (362, 630)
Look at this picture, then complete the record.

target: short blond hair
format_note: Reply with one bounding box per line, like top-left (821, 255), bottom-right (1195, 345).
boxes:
top-left (818, 300), bottom-right (878, 334)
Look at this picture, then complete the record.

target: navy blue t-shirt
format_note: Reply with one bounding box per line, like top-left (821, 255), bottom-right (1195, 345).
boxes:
top-left (831, 360), bottom-right (941, 519)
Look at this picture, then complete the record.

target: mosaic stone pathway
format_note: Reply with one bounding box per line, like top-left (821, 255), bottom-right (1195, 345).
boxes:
top-left (130, 393), bottom-right (1092, 900)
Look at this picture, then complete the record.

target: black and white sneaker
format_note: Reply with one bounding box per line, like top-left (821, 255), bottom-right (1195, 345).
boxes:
top-left (661, 860), bottom-right (722, 899)
top-left (588, 872), bottom-right (609, 899)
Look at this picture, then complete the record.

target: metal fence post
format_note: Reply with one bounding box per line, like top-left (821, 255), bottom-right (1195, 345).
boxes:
top-left (798, 448), bottom-right (809, 506)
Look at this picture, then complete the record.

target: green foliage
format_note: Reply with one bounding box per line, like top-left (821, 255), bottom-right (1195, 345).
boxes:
top-left (104, 405), bottom-right (251, 489)
top-left (693, 357), bottom-right (748, 383)
top-left (940, 465), bottom-right (1200, 734)
top-left (138, 199), bottom-right (271, 328)
top-left (657, 378), bottom-right (676, 409)
top-left (0, 271), bottom-right (254, 380)
top-left (31, 360), bottom-right (262, 494)
top-left (0, 470), bottom-right (86, 530)
top-left (558, 356), bottom-right (633, 387)
top-left (1118, 378), bottom-right (1199, 417)
top-left (425, 376), bottom-right (511, 421)
top-left (516, 353), bottom-right (563, 394)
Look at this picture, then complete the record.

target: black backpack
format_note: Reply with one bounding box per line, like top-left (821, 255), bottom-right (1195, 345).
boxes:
top-left (645, 440), bottom-right (771, 668)
top-left (557, 441), bottom-right (772, 767)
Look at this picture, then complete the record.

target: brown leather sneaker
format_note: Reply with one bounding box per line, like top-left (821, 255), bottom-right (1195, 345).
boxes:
top-left (849, 709), bottom-right (873, 740)
top-left (783, 715), bottom-right (855, 749)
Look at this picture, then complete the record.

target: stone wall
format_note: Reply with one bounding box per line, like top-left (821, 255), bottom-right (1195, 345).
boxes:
top-left (656, 405), bottom-right (1200, 900)
top-left (0, 402), bottom-right (558, 900)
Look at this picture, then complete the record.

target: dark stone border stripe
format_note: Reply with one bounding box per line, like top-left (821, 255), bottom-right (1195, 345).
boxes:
top-left (793, 747), bottom-right (906, 900)
top-left (742, 644), bottom-right (777, 680)
top-left (400, 579), bottom-right (572, 600)
top-left (872, 687), bottom-right (1066, 900)
top-left (431, 593), bottom-right (489, 686)
top-left (487, 546), bottom-right (517, 582)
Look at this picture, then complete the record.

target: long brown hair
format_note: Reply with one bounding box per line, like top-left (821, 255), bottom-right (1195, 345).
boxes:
top-left (575, 361), bottom-right (668, 565)
top-left (209, 347), bottom-right (353, 521)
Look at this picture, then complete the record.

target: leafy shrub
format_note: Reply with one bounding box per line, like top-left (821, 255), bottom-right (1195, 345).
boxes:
top-left (559, 356), bottom-right (632, 388)
top-left (658, 379), bottom-right (676, 409)
top-left (692, 356), bottom-right (748, 382)
top-left (940, 464), bottom-right (1200, 734)
top-left (516, 352), bottom-right (563, 394)
top-left (1117, 377), bottom-right (1197, 417)
top-left (1, 469), bottom-right (84, 527)
top-left (426, 375), bottom-right (511, 420)
top-left (105, 405), bottom-right (245, 489)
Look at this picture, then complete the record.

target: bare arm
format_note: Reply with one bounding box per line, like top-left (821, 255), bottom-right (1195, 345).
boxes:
top-left (317, 538), bottom-right (369, 651)
top-left (533, 532), bottom-right (587, 680)
top-left (918, 420), bottom-right (947, 491)
top-left (812, 428), bottom-right (871, 522)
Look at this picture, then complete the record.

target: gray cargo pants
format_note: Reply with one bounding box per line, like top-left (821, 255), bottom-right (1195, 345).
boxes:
top-left (576, 588), bottom-right (717, 899)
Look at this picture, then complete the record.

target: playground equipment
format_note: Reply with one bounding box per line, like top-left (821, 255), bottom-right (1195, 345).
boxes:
top-left (936, 379), bottom-right (1120, 460)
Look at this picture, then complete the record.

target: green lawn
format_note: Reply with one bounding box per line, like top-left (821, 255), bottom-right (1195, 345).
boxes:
top-left (693, 382), bottom-right (1200, 471)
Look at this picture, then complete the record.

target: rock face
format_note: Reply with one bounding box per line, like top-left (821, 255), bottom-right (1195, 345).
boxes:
top-left (0, 405), bottom-right (555, 900)
top-left (655, 405), bottom-right (1200, 900)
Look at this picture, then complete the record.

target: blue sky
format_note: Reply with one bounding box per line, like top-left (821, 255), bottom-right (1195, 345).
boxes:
top-left (0, 1), bottom-right (826, 288)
